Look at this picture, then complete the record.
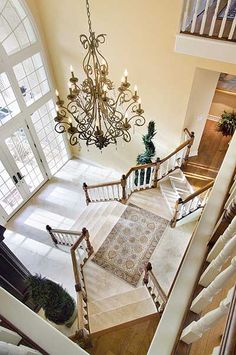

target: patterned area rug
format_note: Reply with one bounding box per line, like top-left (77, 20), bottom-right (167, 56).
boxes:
top-left (92, 204), bottom-right (168, 286)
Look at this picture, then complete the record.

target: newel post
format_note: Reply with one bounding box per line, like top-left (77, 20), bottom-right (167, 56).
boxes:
top-left (184, 131), bottom-right (195, 166)
top-left (143, 262), bottom-right (152, 285)
top-left (170, 198), bottom-right (183, 228)
top-left (153, 157), bottom-right (161, 188)
top-left (46, 225), bottom-right (58, 246)
top-left (83, 227), bottom-right (94, 257)
top-left (121, 174), bottom-right (127, 203)
top-left (83, 182), bottom-right (91, 205)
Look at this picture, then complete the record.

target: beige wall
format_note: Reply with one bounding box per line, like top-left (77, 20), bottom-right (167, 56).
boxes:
top-left (210, 91), bottom-right (236, 117)
top-left (25, 0), bottom-right (236, 172)
top-left (183, 68), bottom-right (219, 155)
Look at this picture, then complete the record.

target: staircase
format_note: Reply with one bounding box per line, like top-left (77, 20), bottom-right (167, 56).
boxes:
top-left (88, 286), bottom-right (156, 334)
top-left (46, 201), bottom-right (165, 348)
top-left (159, 169), bottom-right (195, 214)
top-left (44, 128), bottom-right (214, 349)
top-left (82, 129), bottom-right (214, 228)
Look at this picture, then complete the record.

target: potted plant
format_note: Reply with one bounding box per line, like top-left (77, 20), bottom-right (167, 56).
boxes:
top-left (217, 111), bottom-right (236, 137)
top-left (135, 121), bottom-right (157, 185)
top-left (26, 274), bottom-right (77, 327)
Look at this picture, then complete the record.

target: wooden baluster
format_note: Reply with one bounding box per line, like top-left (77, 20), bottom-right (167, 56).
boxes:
top-left (111, 184), bottom-right (115, 200)
top-left (96, 187), bottom-right (102, 201)
top-left (191, 0), bottom-right (201, 33)
top-left (165, 159), bottom-right (169, 175)
top-left (117, 184), bottom-right (121, 200)
top-left (200, 233), bottom-right (236, 287)
top-left (121, 174), bottom-right (127, 203)
top-left (228, 14), bottom-right (236, 39)
top-left (170, 198), bottom-right (183, 228)
top-left (209, 0), bottom-right (221, 36)
top-left (181, 288), bottom-right (233, 344)
top-left (191, 257), bottom-right (236, 314)
top-left (143, 168), bottom-right (147, 189)
top-left (181, 0), bottom-right (191, 32)
top-left (208, 216), bottom-right (236, 262)
top-left (143, 262), bottom-right (152, 285)
top-left (137, 170), bottom-right (141, 190)
top-left (153, 158), bottom-right (161, 188)
top-left (183, 131), bottom-right (194, 167)
top-left (170, 155), bottom-right (176, 171)
top-left (131, 171), bottom-right (135, 192)
top-left (149, 167), bottom-right (154, 188)
top-left (83, 183), bottom-right (91, 205)
top-left (83, 228), bottom-right (94, 257)
top-left (46, 225), bottom-right (58, 246)
top-left (219, 0), bottom-right (232, 38)
top-left (200, 0), bottom-right (211, 34)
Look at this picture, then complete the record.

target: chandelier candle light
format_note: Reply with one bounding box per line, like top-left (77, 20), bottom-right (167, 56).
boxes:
top-left (54, 0), bottom-right (146, 150)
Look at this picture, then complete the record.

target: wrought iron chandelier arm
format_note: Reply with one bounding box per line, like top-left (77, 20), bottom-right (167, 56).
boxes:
top-left (54, 0), bottom-right (146, 150)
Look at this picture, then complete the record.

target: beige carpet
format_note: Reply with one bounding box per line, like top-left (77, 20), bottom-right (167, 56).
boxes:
top-left (92, 204), bottom-right (168, 286)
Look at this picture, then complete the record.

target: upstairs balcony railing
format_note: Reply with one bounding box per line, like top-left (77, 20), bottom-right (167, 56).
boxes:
top-left (181, 0), bottom-right (236, 42)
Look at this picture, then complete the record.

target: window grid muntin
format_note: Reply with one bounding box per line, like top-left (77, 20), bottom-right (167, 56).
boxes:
top-left (0, 71), bottom-right (20, 125)
top-left (0, 0), bottom-right (36, 55)
top-left (5, 127), bottom-right (44, 192)
top-left (0, 159), bottom-right (23, 214)
top-left (13, 52), bottom-right (49, 106)
top-left (31, 100), bottom-right (69, 175)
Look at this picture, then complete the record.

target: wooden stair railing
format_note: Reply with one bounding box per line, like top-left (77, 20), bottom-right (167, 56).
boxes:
top-left (143, 262), bottom-right (168, 312)
top-left (46, 225), bottom-right (93, 348)
top-left (83, 128), bottom-right (195, 205)
top-left (69, 228), bottom-right (93, 349)
top-left (170, 180), bottom-right (214, 228)
top-left (46, 225), bottom-right (93, 253)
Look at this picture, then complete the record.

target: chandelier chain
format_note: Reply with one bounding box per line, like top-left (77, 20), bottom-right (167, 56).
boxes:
top-left (86, 0), bottom-right (93, 34)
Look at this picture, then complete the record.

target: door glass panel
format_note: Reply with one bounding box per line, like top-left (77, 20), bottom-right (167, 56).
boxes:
top-left (31, 100), bottom-right (69, 175)
top-left (5, 128), bottom-right (44, 192)
top-left (0, 72), bottom-right (20, 126)
top-left (13, 53), bottom-right (49, 106)
top-left (0, 160), bottom-right (23, 215)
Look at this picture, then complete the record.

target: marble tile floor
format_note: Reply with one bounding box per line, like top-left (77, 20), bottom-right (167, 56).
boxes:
top-left (5, 158), bottom-right (121, 246)
top-left (4, 158), bottom-right (196, 304)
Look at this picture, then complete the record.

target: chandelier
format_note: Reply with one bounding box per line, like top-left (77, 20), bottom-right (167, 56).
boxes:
top-left (54, 0), bottom-right (146, 150)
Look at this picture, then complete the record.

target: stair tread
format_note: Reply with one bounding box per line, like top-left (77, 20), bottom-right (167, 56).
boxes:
top-left (88, 286), bottom-right (150, 315)
top-left (71, 201), bottom-right (119, 234)
top-left (89, 297), bottom-right (156, 333)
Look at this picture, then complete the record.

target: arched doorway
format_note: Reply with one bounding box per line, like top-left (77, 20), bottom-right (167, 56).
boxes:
top-left (0, 0), bottom-right (70, 224)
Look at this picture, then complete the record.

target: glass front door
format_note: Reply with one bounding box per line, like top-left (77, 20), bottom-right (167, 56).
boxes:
top-left (0, 122), bottom-right (48, 223)
top-left (0, 157), bottom-right (24, 220)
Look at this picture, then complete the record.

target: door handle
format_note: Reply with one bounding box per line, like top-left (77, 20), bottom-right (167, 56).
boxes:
top-left (12, 175), bottom-right (18, 184)
top-left (17, 172), bottom-right (24, 180)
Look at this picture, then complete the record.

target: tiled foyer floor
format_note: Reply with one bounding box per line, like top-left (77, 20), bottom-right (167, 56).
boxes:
top-left (4, 158), bottom-right (196, 301)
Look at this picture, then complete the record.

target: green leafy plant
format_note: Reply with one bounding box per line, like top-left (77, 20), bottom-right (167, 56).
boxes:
top-left (135, 121), bottom-right (157, 185)
top-left (218, 111), bottom-right (236, 137)
top-left (26, 274), bottom-right (76, 326)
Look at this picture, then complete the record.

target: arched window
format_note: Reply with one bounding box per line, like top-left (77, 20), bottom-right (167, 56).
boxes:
top-left (0, 0), bottom-right (70, 224)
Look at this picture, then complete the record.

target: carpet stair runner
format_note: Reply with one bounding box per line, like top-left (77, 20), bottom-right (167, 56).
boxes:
top-left (71, 201), bottom-right (126, 252)
top-left (88, 286), bottom-right (156, 333)
top-left (159, 169), bottom-right (202, 226)
top-left (69, 202), bottom-right (160, 334)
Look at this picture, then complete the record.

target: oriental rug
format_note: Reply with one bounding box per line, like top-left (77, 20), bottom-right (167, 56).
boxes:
top-left (92, 204), bottom-right (168, 286)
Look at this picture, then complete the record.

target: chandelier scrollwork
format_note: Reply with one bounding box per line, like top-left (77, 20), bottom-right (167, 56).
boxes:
top-left (54, 0), bottom-right (146, 150)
